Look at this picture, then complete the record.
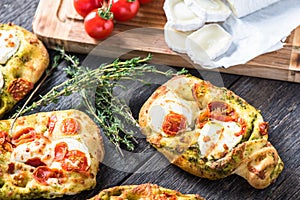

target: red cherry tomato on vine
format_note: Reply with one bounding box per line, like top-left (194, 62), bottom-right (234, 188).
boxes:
top-left (73, 0), bottom-right (104, 17)
top-left (138, 0), bottom-right (152, 4)
top-left (111, 0), bottom-right (140, 22)
top-left (84, 8), bottom-right (114, 40)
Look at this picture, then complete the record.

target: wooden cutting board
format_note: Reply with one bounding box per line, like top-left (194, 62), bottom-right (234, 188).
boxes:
top-left (32, 0), bottom-right (300, 83)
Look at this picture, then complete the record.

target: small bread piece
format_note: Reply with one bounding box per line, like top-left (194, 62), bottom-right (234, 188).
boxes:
top-left (139, 75), bottom-right (283, 189)
top-left (0, 109), bottom-right (104, 199)
top-left (89, 183), bottom-right (204, 200)
top-left (0, 23), bottom-right (49, 118)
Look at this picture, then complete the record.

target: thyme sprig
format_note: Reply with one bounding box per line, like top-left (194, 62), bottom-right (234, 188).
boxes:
top-left (12, 48), bottom-right (188, 153)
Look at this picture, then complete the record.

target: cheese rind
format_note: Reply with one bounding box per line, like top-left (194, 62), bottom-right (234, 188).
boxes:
top-left (0, 30), bottom-right (20, 64)
top-left (226, 0), bottom-right (281, 18)
top-left (185, 0), bottom-right (232, 22)
top-left (186, 24), bottom-right (233, 65)
top-left (163, 0), bottom-right (206, 32)
top-left (164, 22), bottom-right (191, 53)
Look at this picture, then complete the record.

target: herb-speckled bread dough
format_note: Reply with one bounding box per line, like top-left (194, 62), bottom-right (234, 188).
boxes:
top-left (139, 75), bottom-right (283, 189)
top-left (89, 183), bottom-right (204, 200)
top-left (0, 23), bottom-right (49, 118)
top-left (0, 109), bottom-right (104, 199)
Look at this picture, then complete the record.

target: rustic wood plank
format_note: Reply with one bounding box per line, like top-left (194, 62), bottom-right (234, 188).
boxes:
top-left (32, 0), bottom-right (300, 83)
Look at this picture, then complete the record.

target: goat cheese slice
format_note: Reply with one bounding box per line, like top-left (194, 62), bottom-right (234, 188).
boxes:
top-left (163, 0), bottom-right (206, 32)
top-left (226, 0), bottom-right (281, 18)
top-left (197, 120), bottom-right (243, 160)
top-left (164, 22), bottom-right (192, 53)
top-left (0, 30), bottom-right (20, 64)
top-left (147, 92), bottom-right (195, 136)
top-left (185, 0), bottom-right (232, 22)
top-left (186, 24), bottom-right (233, 65)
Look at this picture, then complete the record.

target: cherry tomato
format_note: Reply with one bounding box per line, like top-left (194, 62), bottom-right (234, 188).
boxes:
top-left (138, 0), bottom-right (151, 4)
top-left (73, 0), bottom-right (104, 17)
top-left (111, 0), bottom-right (140, 22)
top-left (54, 142), bottom-right (68, 161)
top-left (84, 8), bottom-right (114, 40)
top-left (162, 111), bottom-right (187, 136)
top-left (60, 118), bottom-right (80, 135)
top-left (62, 150), bottom-right (89, 172)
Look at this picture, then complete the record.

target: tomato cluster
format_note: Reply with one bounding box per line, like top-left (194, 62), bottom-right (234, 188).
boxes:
top-left (74, 0), bottom-right (152, 40)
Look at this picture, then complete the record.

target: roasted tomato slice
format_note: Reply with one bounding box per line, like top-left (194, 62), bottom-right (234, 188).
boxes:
top-left (62, 150), bottom-right (89, 172)
top-left (196, 111), bottom-right (209, 129)
top-left (12, 127), bottom-right (36, 146)
top-left (162, 111), bottom-right (187, 136)
top-left (25, 158), bottom-right (46, 168)
top-left (0, 130), bottom-right (8, 145)
top-left (60, 118), bottom-right (80, 135)
top-left (54, 142), bottom-right (68, 161)
top-left (208, 101), bottom-right (236, 122)
top-left (33, 166), bottom-right (65, 185)
top-left (7, 78), bottom-right (34, 101)
top-left (47, 114), bottom-right (57, 135)
top-left (259, 122), bottom-right (269, 136)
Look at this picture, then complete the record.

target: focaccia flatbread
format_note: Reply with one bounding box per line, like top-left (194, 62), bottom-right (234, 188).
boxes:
top-left (139, 75), bottom-right (283, 189)
top-left (0, 23), bottom-right (49, 118)
top-left (0, 109), bottom-right (104, 199)
top-left (89, 183), bottom-right (204, 199)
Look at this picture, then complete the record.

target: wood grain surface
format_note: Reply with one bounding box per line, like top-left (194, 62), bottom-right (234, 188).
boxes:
top-left (32, 0), bottom-right (300, 83)
top-left (1, 0), bottom-right (299, 200)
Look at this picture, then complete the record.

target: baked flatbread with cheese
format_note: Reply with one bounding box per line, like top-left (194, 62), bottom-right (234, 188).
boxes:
top-left (89, 183), bottom-right (204, 200)
top-left (139, 75), bottom-right (283, 189)
top-left (0, 109), bottom-right (104, 199)
top-left (0, 23), bottom-right (49, 118)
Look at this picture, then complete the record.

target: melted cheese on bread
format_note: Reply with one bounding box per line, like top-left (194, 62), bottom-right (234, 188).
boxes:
top-left (139, 75), bottom-right (284, 189)
top-left (148, 92), bottom-right (195, 136)
top-left (197, 120), bottom-right (242, 160)
top-left (0, 30), bottom-right (20, 64)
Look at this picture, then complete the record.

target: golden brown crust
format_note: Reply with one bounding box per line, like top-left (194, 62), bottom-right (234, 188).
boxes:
top-left (138, 75), bottom-right (284, 189)
top-left (139, 85), bottom-right (168, 129)
top-left (89, 183), bottom-right (204, 200)
top-left (0, 23), bottom-right (49, 118)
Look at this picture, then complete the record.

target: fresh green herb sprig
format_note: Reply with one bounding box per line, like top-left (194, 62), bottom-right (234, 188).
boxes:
top-left (12, 48), bottom-right (188, 154)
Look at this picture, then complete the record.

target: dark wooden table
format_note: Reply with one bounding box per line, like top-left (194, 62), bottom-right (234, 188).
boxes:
top-left (1, 0), bottom-right (299, 199)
